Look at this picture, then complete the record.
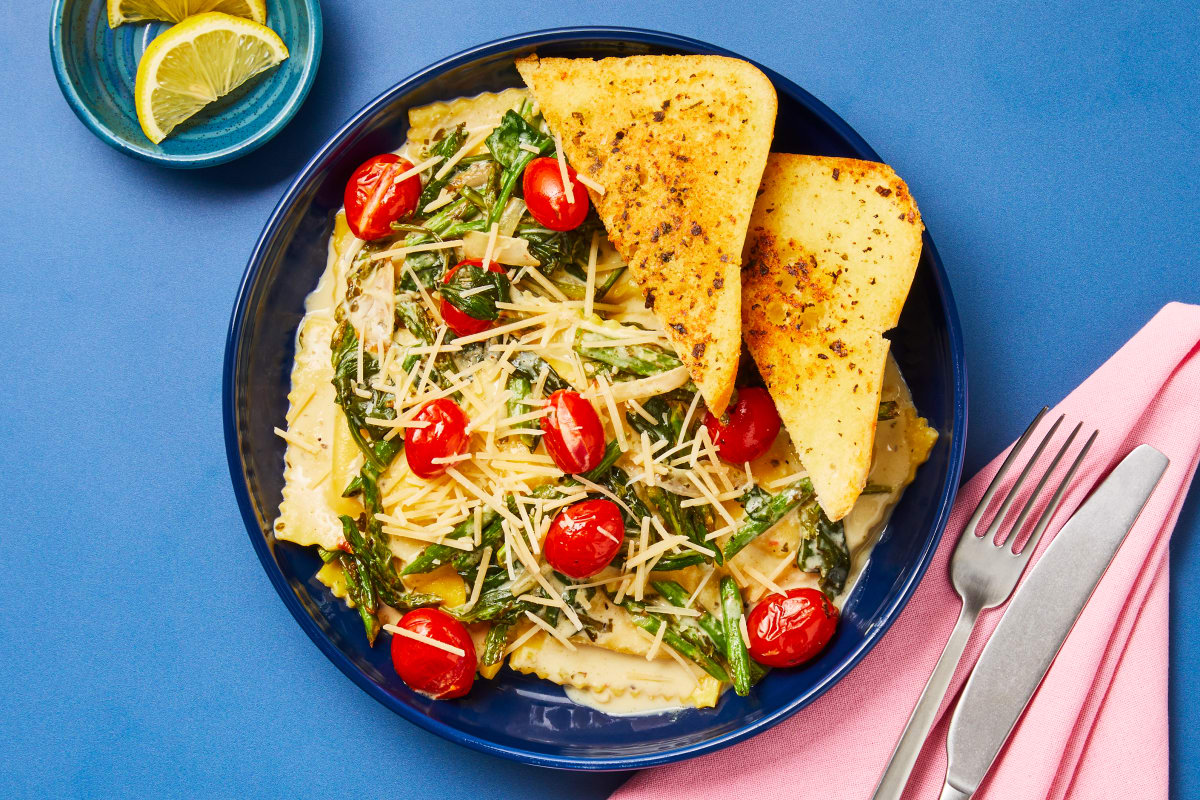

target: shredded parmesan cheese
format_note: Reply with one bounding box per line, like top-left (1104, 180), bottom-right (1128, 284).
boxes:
top-left (552, 133), bottom-right (574, 203)
top-left (686, 566), bottom-right (716, 608)
top-left (524, 610), bottom-right (576, 651)
top-left (503, 624), bottom-right (541, 656)
top-left (393, 154), bottom-right (444, 185)
top-left (422, 188), bottom-right (455, 213)
top-left (645, 605), bottom-right (702, 618)
top-left (434, 128), bottom-right (492, 180)
top-left (384, 623), bottom-right (467, 658)
top-left (368, 239), bottom-right (465, 262)
top-left (274, 426), bottom-right (319, 455)
top-left (744, 565), bottom-right (787, 599)
top-left (462, 546), bottom-right (492, 611)
top-left (481, 222), bottom-right (499, 270)
top-left (678, 390), bottom-right (703, 446)
top-left (583, 230), bottom-right (599, 318)
top-left (645, 617), bottom-right (667, 661)
top-left (574, 172), bottom-right (605, 195)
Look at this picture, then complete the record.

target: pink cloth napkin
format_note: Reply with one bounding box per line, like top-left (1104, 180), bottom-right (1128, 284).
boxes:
top-left (614, 302), bottom-right (1200, 800)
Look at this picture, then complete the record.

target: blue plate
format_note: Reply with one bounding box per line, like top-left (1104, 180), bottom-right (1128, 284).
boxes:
top-left (49, 0), bottom-right (321, 168)
top-left (224, 27), bottom-right (967, 770)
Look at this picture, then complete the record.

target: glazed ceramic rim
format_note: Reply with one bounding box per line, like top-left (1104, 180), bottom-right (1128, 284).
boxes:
top-left (224, 26), bottom-right (968, 770)
top-left (48, 0), bottom-right (323, 168)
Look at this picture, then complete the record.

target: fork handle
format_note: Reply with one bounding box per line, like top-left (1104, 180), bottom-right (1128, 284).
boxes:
top-left (870, 601), bottom-right (980, 800)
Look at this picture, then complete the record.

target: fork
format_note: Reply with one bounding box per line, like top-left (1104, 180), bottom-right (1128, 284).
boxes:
top-left (870, 408), bottom-right (1097, 800)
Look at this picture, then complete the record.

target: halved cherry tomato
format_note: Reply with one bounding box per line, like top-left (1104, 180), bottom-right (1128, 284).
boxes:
top-left (390, 608), bottom-right (476, 699)
top-left (344, 153), bottom-right (421, 240)
top-left (703, 387), bottom-right (781, 463)
top-left (746, 587), bottom-right (839, 668)
top-left (522, 156), bottom-right (589, 231)
top-left (540, 390), bottom-right (605, 474)
top-left (440, 258), bottom-right (506, 337)
top-left (405, 398), bottom-right (470, 479)
top-left (544, 498), bottom-right (624, 579)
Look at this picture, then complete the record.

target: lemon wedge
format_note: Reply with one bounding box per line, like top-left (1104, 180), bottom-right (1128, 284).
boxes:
top-left (107, 0), bottom-right (267, 27)
top-left (134, 12), bottom-right (288, 144)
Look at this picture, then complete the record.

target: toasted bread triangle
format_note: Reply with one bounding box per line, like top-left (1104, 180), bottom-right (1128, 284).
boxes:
top-left (742, 154), bottom-right (924, 519)
top-left (516, 54), bottom-right (777, 415)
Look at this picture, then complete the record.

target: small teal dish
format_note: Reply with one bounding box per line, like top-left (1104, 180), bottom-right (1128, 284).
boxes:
top-left (49, 0), bottom-right (322, 168)
top-left (225, 28), bottom-right (967, 770)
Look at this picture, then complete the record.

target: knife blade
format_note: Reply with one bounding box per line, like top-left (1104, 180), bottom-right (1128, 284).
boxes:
top-left (940, 444), bottom-right (1168, 800)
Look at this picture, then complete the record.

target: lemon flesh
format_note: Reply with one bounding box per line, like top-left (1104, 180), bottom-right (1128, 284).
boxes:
top-left (134, 12), bottom-right (288, 144)
top-left (108, 0), bottom-right (267, 27)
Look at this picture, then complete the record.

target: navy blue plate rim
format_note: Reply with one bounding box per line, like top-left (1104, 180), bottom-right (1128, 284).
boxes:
top-left (224, 26), bottom-right (968, 771)
top-left (48, 0), bottom-right (324, 168)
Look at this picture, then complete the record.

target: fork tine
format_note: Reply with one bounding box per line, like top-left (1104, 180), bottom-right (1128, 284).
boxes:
top-left (963, 407), bottom-right (1048, 536)
top-left (1013, 428), bottom-right (1098, 560)
top-left (1003, 421), bottom-right (1082, 552)
top-left (982, 414), bottom-right (1065, 543)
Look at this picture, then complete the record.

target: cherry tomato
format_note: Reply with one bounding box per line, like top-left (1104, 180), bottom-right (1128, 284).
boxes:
top-left (522, 156), bottom-right (590, 231)
top-left (544, 498), bottom-right (625, 579)
top-left (440, 258), bottom-right (506, 337)
top-left (703, 387), bottom-right (781, 463)
top-left (344, 153), bottom-right (421, 240)
top-left (746, 587), bottom-right (839, 668)
top-left (405, 398), bottom-right (470, 479)
top-left (390, 608), bottom-right (477, 699)
top-left (540, 390), bottom-right (606, 474)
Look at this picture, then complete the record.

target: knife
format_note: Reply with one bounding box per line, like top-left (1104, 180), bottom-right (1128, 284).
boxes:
top-left (938, 444), bottom-right (1169, 800)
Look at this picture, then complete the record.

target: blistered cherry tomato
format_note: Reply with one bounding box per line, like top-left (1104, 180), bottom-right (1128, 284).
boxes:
top-left (406, 398), bottom-right (470, 479)
top-left (746, 587), bottom-right (839, 668)
top-left (544, 498), bottom-right (625, 579)
top-left (344, 153), bottom-right (421, 240)
top-left (522, 156), bottom-right (590, 231)
top-left (390, 608), bottom-right (477, 699)
top-left (440, 258), bottom-right (506, 337)
top-left (703, 387), bottom-right (781, 463)
top-left (540, 390), bottom-right (605, 474)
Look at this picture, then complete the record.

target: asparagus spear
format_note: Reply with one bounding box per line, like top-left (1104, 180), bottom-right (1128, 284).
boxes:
top-left (650, 553), bottom-right (708, 572)
top-left (722, 478), bottom-right (815, 561)
top-left (330, 322), bottom-right (401, 471)
top-left (575, 331), bottom-right (682, 376)
top-left (651, 580), bottom-right (728, 654)
top-left (720, 577), bottom-right (752, 696)
top-left (506, 372), bottom-right (537, 450)
top-left (482, 622), bottom-right (511, 666)
top-left (401, 509), bottom-right (500, 575)
top-left (621, 599), bottom-right (729, 683)
top-left (645, 486), bottom-right (721, 565)
top-left (339, 519), bottom-right (381, 643)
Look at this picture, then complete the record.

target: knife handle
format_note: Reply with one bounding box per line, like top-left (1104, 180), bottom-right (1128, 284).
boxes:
top-left (870, 601), bottom-right (981, 800)
top-left (938, 782), bottom-right (972, 800)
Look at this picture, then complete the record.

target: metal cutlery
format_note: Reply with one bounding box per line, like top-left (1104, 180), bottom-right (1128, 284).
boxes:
top-left (937, 444), bottom-right (1168, 800)
top-left (870, 409), bottom-right (1097, 800)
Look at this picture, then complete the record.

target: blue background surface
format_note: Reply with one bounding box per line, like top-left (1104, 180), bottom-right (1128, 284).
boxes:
top-left (1, 2), bottom-right (1196, 798)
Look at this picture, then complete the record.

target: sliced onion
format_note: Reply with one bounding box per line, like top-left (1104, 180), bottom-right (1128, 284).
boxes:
top-left (606, 366), bottom-right (691, 403)
top-left (461, 230), bottom-right (541, 267)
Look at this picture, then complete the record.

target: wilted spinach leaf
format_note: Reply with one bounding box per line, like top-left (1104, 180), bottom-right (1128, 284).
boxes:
top-left (438, 265), bottom-right (511, 322)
